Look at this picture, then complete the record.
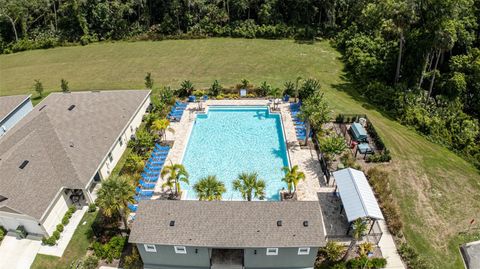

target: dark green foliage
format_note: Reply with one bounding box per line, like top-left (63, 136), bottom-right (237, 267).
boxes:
top-left (299, 78), bottom-right (321, 100)
top-left (177, 80), bottom-right (194, 97)
top-left (398, 243), bottom-right (433, 269)
top-left (34, 79), bottom-right (44, 97)
top-left (145, 72), bottom-right (153, 89)
top-left (346, 257), bottom-right (387, 269)
top-left (81, 255), bottom-right (99, 269)
top-left (0, 226), bottom-right (5, 242)
top-left (209, 80), bottom-right (222, 97)
top-left (92, 236), bottom-right (127, 263)
top-left (56, 224), bottom-right (64, 233)
top-left (88, 203), bottom-right (97, 212)
top-left (61, 78), bottom-right (69, 92)
top-left (123, 245), bottom-right (143, 269)
top-left (62, 215), bottom-right (70, 225)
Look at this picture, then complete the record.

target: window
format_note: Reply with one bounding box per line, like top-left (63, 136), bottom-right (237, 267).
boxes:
top-left (266, 248), bottom-right (278, 256)
top-left (119, 137), bottom-right (123, 147)
top-left (298, 247), bottom-right (310, 255)
top-left (144, 244), bottom-right (156, 253)
top-left (174, 246), bottom-right (187, 254)
top-left (108, 152), bottom-right (113, 162)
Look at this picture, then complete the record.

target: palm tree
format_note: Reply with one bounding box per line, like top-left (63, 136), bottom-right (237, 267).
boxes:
top-left (298, 91), bottom-right (331, 145)
top-left (344, 218), bottom-right (368, 260)
top-left (96, 175), bottom-right (135, 230)
top-left (151, 118), bottom-right (174, 141)
top-left (232, 172), bottom-right (266, 201)
top-left (161, 163), bottom-right (189, 198)
top-left (281, 165), bottom-right (305, 198)
top-left (193, 175), bottom-right (226, 201)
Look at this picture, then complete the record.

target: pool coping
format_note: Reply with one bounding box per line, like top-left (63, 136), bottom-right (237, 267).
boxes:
top-left (179, 104), bottom-right (291, 200)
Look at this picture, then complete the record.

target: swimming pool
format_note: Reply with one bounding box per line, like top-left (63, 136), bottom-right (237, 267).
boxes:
top-left (181, 106), bottom-right (289, 200)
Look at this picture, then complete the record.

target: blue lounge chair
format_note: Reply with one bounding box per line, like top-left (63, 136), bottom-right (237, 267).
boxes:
top-left (167, 115), bottom-right (181, 122)
top-left (175, 101), bottom-right (188, 107)
top-left (141, 175), bottom-right (158, 182)
top-left (134, 195), bottom-right (149, 202)
top-left (128, 203), bottom-right (137, 212)
top-left (138, 190), bottom-right (154, 196)
top-left (155, 144), bottom-right (170, 150)
top-left (140, 180), bottom-right (156, 189)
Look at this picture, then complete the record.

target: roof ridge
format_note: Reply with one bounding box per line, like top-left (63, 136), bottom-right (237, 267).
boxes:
top-left (347, 168), bottom-right (370, 219)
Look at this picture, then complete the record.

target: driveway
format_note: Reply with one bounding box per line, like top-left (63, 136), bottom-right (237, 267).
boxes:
top-left (0, 234), bottom-right (41, 269)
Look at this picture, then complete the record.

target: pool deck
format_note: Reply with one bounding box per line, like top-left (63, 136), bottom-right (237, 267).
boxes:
top-left (155, 99), bottom-right (323, 201)
top-left (150, 99), bottom-right (404, 268)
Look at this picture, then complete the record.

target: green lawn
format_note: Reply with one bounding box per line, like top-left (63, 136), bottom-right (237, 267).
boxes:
top-left (31, 211), bottom-right (97, 269)
top-left (2, 38), bottom-right (479, 268)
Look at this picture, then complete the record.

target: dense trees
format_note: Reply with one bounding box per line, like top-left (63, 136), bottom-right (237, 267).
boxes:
top-left (1, 1), bottom-right (479, 166)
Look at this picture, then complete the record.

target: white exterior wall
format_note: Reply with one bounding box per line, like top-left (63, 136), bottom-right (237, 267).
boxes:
top-left (0, 98), bottom-right (33, 137)
top-left (0, 211), bottom-right (44, 236)
top-left (41, 192), bottom-right (70, 236)
top-left (98, 96), bottom-right (150, 179)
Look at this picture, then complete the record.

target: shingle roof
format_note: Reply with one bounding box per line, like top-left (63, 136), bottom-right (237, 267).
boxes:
top-left (129, 200), bottom-right (326, 248)
top-left (0, 90), bottom-right (150, 220)
top-left (460, 240), bottom-right (480, 269)
top-left (0, 95), bottom-right (30, 123)
top-left (332, 168), bottom-right (384, 222)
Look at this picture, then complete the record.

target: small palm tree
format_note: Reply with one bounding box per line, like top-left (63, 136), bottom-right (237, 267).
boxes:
top-left (298, 91), bottom-right (331, 145)
top-left (96, 175), bottom-right (135, 230)
top-left (151, 118), bottom-right (174, 141)
top-left (161, 163), bottom-right (189, 197)
top-left (344, 218), bottom-right (368, 260)
top-left (193, 175), bottom-right (226, 201)
top-left (281, 165), bottom-right (305, 198)
top-left (232, 172), bottom-right (266, 201)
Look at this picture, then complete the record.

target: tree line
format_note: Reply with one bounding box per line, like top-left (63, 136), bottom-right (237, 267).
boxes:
top-left (1, 0), bottom-right (479, 167)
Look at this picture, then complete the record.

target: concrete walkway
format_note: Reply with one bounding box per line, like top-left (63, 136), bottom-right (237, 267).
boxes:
top-left (377, 220), bottom-right (405, 268)
top-left (38, 206), bottom-right (88, 257)
top-left (0, 233), bottom-right (41, 269)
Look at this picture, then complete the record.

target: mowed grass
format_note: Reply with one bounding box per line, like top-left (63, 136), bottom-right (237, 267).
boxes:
top-left (31, 211), bottom-right (97, 269)
top-left (1, 38), bottom-right (479, 268)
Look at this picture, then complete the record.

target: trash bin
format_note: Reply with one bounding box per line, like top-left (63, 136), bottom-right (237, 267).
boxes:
top-left (283, 94), bottom-right (290, 102)
top-left (188, 95), bottom-right (196, 102)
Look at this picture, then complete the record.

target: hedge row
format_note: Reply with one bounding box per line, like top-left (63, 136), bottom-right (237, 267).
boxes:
top-left (42, 205), bottom-right (77, 246)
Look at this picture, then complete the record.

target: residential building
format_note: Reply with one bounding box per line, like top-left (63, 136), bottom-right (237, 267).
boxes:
top-left (129, 200), bottom-right (326, 269)
top-left (0, 95), bottom-right (33, 137)
top-left (0, 90), bottom-right (151, 237)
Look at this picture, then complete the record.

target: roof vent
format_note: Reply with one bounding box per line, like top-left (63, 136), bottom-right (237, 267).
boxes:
top-left (0, 195), bottom-right (7, 203)
top-left (169, 220), bottom-right (175, 227)
top-left (277, 220), bottom-right (282, 227)
top-left (69, 141), bottom-right (74, 148)
top-left (19, 160), bottom-right (29, 169)
top-left (303, 221), bottom-right (309, 227)
top-left (68, 105), bottom-right (76, 111)
top-left (38, 105), bottom-right (47, 111)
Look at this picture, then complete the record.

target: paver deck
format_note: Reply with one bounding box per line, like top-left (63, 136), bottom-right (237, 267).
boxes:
top-left (155, 99), bottom-right (404, 268)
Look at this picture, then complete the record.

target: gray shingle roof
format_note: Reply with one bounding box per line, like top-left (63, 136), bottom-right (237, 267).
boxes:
top-left (0, 90), bottom-right (150, 220)
top-left (129, 200), bottom-right (326, 248)
top-left (0, 95), bottom-right (30, 123)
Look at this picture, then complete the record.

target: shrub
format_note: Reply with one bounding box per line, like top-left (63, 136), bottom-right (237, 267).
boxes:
top-left (370, 258), bottom-right (387, 268)
top-left (52, 231), bottom-right (60, 240)
top-left (88, 203), bottom-right (97, 212)
top-left (44, 236), bottom-right (57, 246)
top-left (209, 80), bottom-right (222, 97)
top-left (319, 241), bottom-right (345, 262)
top-left (367, 167), bottom-right (403, 236)
top-left (81, 255), bottom-right (99, 269)
top-left (92, 236), bottom-right (127, 263)
top-left (331, 262), bottom-right (347, 269)
top-left (0, 226), bottom-right (5, 242)
top-left (56, 224), bottom-right (64, 233)
top-left (68, 205), bottom-right (77, 213)
top-left (398, 243), bottom-right (432, 269)
top-left (365, 150), bottom-right (392, 163)
top-left (123, 245), bottom-right (143, 269)
top-left (62, 215), bottom-right (70, 225)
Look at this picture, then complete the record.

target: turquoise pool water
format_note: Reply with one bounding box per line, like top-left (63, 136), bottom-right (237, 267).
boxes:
top-left (181, 106), bottom-right (289, 200)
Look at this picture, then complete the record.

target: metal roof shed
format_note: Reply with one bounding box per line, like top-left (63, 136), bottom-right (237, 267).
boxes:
top-left (332, 168), bottom-right (384, 222)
